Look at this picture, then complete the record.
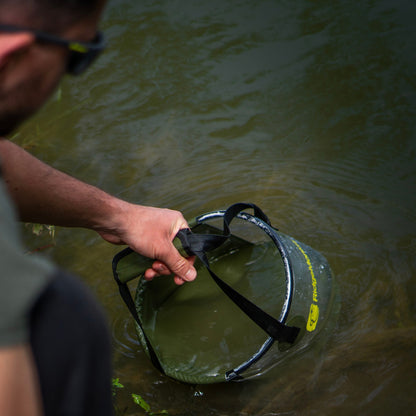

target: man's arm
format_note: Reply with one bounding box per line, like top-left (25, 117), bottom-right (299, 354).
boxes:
top-left (0, 139), bottom-right (196, 284)
top-left (0, 344), bottom-right (43, 416)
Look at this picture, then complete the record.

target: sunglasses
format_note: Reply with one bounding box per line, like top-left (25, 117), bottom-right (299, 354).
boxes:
top-left (0, 23), bottom-right (106, 75)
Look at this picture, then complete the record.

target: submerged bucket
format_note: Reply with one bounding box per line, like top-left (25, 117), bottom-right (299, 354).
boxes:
top-left (112, 203), bottom-right (337, 384)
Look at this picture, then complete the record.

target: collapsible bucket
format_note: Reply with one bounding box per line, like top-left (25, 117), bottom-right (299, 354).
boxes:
top-left (112, 203), bottom-right (337, 384)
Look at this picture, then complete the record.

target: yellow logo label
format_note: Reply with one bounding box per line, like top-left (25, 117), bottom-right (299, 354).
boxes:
top-left (306, 303), bottom-right (319, 332)
top-left (291, 239), bottom-right (320, 332)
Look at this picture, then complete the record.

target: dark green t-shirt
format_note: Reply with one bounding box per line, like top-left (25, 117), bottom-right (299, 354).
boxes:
top-left (0, 173), bottom-right (54, 346)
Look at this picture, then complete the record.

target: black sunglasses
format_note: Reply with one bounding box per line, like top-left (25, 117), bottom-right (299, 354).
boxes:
top-left (0, 23), bottom-right (105, 75)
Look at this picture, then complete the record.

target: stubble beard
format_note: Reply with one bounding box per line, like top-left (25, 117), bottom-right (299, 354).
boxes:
top-left (0, 71), bottom-right (61, 137)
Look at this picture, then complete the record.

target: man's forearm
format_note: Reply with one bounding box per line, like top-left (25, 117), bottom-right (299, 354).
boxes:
top-left (0, 139), bottom-right (197, 283)
top-left (0, 139), bottom-right (120, 229)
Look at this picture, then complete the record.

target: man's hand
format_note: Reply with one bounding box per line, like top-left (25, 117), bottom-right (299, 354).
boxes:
top-left (95, 202), bottom-right (197, 286)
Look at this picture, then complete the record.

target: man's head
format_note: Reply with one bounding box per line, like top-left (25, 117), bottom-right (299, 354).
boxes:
top-left (0, 0), bottom-right (106, 136)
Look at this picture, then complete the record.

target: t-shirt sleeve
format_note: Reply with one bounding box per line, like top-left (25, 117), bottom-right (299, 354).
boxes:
top-left (0, 177), bottom-right (54, 346)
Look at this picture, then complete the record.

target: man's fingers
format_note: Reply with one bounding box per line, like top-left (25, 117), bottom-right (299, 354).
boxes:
top-left (143, 268), bottom-right (157, 281)
top-left (173, 276), bottom-right (186, 285)
top-left (156, 251), bottom-right (196, 285)
top-left (168, 254), bottom-right (197, 283)
top-left (151, 261), bottom-right (171, 275)
top-left (144, 256), bottom-right (196, 285)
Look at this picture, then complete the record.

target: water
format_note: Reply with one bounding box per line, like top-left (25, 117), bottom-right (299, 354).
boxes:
top-left (15, 0), bottom-right (416, 414)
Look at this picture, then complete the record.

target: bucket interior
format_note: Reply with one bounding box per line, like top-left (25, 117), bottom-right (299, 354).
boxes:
top-left (131, 213), bottom-right (336, 383)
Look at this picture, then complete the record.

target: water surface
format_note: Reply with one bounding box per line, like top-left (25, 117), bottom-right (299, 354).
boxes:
top-left (17, 0), bottom-right (416, 414)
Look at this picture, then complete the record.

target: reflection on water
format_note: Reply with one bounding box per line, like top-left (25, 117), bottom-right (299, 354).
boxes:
top-left (16, 0), bottom-right (416, 414)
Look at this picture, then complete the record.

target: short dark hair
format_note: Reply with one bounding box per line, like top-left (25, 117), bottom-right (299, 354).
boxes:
top-left (0, 0), bottom-right (104, 34)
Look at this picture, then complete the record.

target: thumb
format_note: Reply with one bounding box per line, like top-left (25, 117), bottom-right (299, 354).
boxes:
top-left (167, 251), bottom-right (197, 284)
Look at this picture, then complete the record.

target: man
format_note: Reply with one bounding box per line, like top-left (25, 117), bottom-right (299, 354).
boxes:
top-left (0, 0), bottom-right (196, 414)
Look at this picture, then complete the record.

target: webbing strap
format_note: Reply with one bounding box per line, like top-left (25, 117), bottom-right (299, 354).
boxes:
top-left (176, 203), bottom-right (300, 344)
top-left (117, 280), bottom-right (164, 374)
top-left (112, 249), bottom-right (165, 374)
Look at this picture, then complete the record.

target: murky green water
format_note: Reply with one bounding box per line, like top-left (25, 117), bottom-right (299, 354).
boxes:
top-left (15, 0), bottom-right (416, 414)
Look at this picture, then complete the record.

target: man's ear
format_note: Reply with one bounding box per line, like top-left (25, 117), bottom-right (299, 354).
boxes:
top-left (0, 32), bottom-right (35, 68)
